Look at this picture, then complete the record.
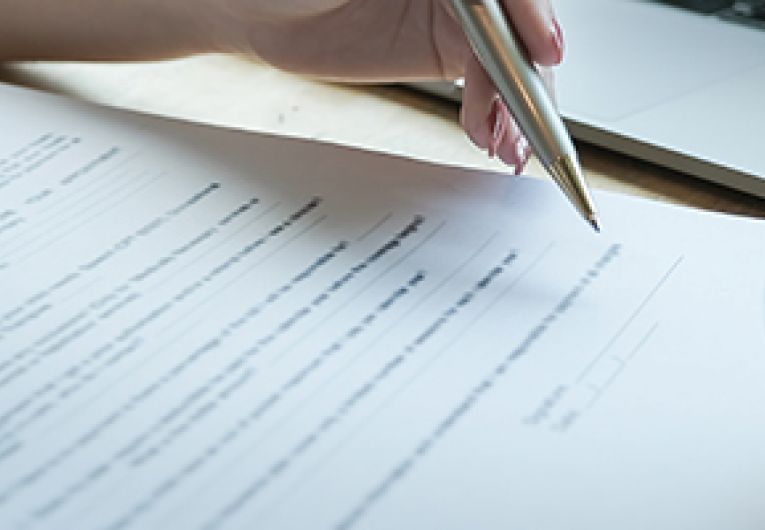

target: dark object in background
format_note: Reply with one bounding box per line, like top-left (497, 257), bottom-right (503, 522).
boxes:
top-left (665, 0), bottom-right (765, 26)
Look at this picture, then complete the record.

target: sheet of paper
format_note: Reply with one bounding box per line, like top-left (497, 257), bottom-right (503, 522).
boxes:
top-left (1, 82), bottom-right (764, 530)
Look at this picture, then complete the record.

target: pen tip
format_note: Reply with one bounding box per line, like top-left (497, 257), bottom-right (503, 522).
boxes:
top-left (588, 217), bottom-right (601, 233)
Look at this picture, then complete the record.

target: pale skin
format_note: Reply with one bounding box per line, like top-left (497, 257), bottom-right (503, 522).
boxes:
top-left (0, 0), bottom-right (563, 172)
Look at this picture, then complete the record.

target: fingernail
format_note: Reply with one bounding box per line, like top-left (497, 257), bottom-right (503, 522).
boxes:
top-left (551, 19), bottom-right (565, 64)
top-left (515, 139), bottom-right (526, 164)
top-left (498, 143), bottom-right (518, 173)
top-left (488, 99), bottom-right (503, 158)
top-left (514, 138), bottom-right (530, 175)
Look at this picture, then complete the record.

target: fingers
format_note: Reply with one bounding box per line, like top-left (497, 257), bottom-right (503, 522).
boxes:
top-left (461, 54), bottom-right (494, 151)
top-left (461, 54), bottom-right (531, 172)
top-left (451, 0), bottom-right (561, 173)
top-left (503, 0), bottom-right (563, 66)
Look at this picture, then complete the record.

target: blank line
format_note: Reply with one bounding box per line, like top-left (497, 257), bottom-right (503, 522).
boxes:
top-left (357, 213), bottom-right (392, 242)
top-left (586, 322), bottom-right (660, 409)
top-left (625, 322), bottom-right (659, 362)
top-left (58, 275), bottom-right (105, 306)
top-left (577, 256), bottom-right (683, 383)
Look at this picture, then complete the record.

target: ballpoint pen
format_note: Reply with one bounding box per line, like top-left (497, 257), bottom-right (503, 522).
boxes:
top-left (449, 0), bottom-right (601, 232)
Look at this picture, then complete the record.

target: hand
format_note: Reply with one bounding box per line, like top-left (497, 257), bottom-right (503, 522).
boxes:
top-left (218, 0), bottom-right (564, 173)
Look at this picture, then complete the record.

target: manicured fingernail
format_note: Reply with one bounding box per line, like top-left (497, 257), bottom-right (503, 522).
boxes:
top-left (514, 137), bottom-right (531, 175)
top-left (488, 99), bottom-right (504, 158)
top-left (498, 141), bottom-right (519, 173)
top-left (515, 139), bottom-right (526, 166)
top-left (551, 19), bottom-right (565, 64)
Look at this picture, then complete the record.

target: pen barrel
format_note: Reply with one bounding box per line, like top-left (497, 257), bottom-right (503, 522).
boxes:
top-left (449, 0), bottom-right (575, 168)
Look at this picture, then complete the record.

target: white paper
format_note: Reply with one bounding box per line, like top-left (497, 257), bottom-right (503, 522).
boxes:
top-left (1, 82), bottom-right (764, 530)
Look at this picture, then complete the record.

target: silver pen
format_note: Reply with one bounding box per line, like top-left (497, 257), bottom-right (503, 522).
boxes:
top-left (449, 0), bottom-right (600, 231)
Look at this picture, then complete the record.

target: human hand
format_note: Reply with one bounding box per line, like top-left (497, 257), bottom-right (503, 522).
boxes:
top-left (216, 0), bottom-right (564, 173)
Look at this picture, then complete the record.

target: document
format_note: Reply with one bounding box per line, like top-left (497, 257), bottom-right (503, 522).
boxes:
top-left (1, 82), bottom-right (764, 530)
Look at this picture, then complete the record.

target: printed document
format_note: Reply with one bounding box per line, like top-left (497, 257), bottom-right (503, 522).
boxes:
top-left (1, 82), bottom-right (764, 530)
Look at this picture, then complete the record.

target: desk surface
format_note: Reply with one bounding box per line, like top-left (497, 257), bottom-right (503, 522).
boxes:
top-left (3, 54), bottom-right (765, 219)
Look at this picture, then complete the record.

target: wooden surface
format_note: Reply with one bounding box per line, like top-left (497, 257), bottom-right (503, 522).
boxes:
top-left (3, 54), bottom-right (765, 219)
